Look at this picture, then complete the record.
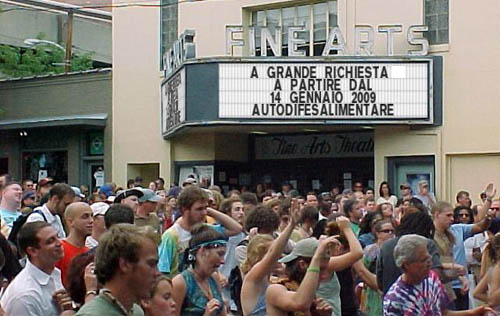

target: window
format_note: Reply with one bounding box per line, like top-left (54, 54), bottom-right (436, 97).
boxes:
top-left (424, 0), bottom-right (449, 45)
top-left (251, 1), bottom-right (338, 56)
top-left (160, 0), bottom-right (178, 69)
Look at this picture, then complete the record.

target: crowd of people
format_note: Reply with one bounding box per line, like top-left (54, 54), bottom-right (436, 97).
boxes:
top-left (0, 172), bottom-right (499, 315)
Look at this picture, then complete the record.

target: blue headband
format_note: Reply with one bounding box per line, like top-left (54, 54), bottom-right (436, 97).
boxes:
top-left (192, 239), bottom-right (227, 250)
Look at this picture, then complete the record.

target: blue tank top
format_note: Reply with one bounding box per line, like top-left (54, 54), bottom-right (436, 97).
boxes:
top-left (181, 270), bottom-right (224, 316)
top-left (248, 284), bottom-right (268, 316)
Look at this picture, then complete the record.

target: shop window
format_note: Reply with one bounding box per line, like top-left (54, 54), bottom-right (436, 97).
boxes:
top-left (424, 0), bottom-right (449, 45)
top-left (251, 1), bottom-right (338, 56)
top-left (23, 151), bottom-right (68, 183)
top-left (160, 0), bottom-right (178, 70)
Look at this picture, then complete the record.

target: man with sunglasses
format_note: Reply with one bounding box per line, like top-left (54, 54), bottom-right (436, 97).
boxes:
top-left (447, 184), bottom-right (496, 310)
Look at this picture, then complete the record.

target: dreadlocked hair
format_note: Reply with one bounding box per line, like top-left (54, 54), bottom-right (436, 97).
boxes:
top-left (396, 209), bottom-right (435, 239)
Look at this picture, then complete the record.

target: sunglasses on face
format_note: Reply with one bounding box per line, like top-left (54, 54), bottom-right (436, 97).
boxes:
top-left (491, 208), bottom-right (500, 211)
top-left (379, 229), bottom-right (394, 234)
top-left (459, 213), bottom-right (470, 218)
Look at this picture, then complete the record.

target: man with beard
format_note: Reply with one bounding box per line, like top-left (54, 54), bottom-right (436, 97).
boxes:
top-left (75, 224), bottom-right (159, 315)
top-left (27, 183), bottom-right (75, 238)
top-left (157, 186), bottom-right (242, 278)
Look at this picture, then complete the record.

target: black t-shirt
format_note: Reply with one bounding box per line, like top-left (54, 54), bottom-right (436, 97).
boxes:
top-left (337, 267), bottom-right (358, 316)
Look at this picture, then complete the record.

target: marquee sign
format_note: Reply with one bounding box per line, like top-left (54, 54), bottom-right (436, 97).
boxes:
top-left (161, 68), bottom-right (185, 135)
top-left (219, 59), bottom-right (432, 123)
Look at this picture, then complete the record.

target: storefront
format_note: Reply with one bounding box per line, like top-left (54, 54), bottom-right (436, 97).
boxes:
top-left (0, 69), bottom-right (112, 191)
top-left (113, 0), bottom-right (500, 201)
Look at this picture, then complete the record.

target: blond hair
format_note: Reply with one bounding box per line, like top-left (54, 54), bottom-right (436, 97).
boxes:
top-left (240, 234), bottom-right (274, 275)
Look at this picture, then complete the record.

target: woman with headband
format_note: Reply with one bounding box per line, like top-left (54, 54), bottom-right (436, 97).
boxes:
top-left (172, 224), bottom-right (227, 316)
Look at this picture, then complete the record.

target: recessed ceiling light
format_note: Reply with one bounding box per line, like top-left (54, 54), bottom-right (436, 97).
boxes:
top-left (250, 131), bottom-right (268, 135)
top-left (361, 126), bottom-right (374, 129)
top-left (303, 128), bottom-right (320, 132)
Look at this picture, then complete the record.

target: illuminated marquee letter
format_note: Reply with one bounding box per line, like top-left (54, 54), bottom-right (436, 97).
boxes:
top-left (261, 27), bottom-right (282, 56)
top-left (407, 25), bottom-right (429, 56)
top-left (288, 26), bottom-right (306, 57)
top-left (378, 25), bottom-right (402, 56)
top-left (226, 25), bottom-right (244, 56)
top-left (355, 25), bottom-right (374, 56)
top-left (322, 26), bottom-right (347, 56)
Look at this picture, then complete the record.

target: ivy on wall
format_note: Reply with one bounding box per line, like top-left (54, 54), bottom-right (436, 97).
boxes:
top-left (0, 43), bottom-right (94, 78)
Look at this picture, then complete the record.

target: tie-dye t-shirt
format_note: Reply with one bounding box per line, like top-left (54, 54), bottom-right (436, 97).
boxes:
top-left (383, 270), bottom-right (450, 316)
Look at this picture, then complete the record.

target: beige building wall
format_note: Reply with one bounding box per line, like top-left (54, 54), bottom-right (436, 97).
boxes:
top-left (113, 0), bottom-right (500, 200)
top-left (112, 0), bottom-right (171, 187)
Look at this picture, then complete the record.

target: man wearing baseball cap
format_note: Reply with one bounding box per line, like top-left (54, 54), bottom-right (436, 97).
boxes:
top-left (36, 177), bottom-right (54, 204)
top-left (415, 180), bottom-right (437, 209)
top-left (114, 188), bottom-right (143, 213)
top-left (135, 189), bottom-right (161, 233)
top-left (86, 202), bottom-right (110, 248)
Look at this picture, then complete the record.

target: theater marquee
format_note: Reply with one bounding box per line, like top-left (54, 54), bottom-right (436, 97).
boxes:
top-left (160, 57), bottom-right (441, 138)
top-left (219, 59), bottom-right (432, 123)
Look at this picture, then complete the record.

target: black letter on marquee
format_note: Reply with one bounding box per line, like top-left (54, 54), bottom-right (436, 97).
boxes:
top-left (251, 66), bottom-right (259, 78)
top-left (274, 79), bottom-right (282, 91)
top-left (252, 104), bottom-right (260, 116)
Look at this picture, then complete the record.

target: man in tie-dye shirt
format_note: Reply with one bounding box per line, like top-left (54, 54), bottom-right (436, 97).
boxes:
top-left (384, 234), bottom-right (492, 316)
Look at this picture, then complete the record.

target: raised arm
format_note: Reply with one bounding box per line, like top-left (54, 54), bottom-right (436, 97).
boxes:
top-left (245, 199), bottom-right (301, 282)
top-left (328, 217), bottom-right (363, 272)
top-left (207, 207), bottom-right (243, 237)
top-left (477, 183), bottom-right (496, 221)
top-left (266, 236), bottom-right (340, 313)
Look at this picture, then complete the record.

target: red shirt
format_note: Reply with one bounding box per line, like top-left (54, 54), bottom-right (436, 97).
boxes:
top-left (55, 239), bottom-right (88, 288)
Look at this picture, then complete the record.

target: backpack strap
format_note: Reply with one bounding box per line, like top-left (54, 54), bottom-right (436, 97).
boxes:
top-left (29, 208), bottom-right (48, 222)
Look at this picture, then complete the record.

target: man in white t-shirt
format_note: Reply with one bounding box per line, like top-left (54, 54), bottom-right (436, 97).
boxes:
top-left (27, 183), bottom-right (75, 238)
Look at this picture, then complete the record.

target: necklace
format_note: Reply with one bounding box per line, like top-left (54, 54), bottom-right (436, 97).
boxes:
top-left (100, 289), bottom-right (134, 316)
top-left (190, 268), bottom-right (213, 300)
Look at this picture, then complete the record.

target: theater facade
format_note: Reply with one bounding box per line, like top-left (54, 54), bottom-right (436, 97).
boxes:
top-left (112, 0), bottom-right (500, 201)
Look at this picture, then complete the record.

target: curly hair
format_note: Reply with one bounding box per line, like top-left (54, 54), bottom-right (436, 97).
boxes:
top-left (244, 206), bottom-right (280, 234)
top-left (359, 211), bottom-right (383, 235)
top-left (240, 234), bottom-right (274, 275)
top-left (396, 209), bottom-right (435, 239)
top-left (66, 251), bottom-right (96, 305)
top-left (95, 224), bottom-right (159, 284)
top-left (488, 234), bottom-right (500, 264)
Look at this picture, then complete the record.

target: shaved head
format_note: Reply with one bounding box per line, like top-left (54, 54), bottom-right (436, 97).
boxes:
top-left (65, 202), bottom-right (92, 220)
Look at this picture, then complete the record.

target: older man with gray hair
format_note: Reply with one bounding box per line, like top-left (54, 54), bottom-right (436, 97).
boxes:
top-left (383, 234), bottom-right (493, 316)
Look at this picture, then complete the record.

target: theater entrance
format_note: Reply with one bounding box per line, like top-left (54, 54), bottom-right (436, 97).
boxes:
top-left (250, 131), bottom-right (374, 194)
